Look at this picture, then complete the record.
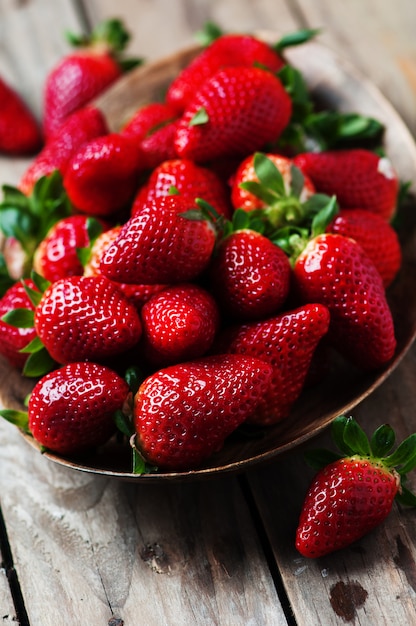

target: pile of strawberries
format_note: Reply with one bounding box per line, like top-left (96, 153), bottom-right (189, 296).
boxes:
top-left (0, 20), bottom-right (405, 475)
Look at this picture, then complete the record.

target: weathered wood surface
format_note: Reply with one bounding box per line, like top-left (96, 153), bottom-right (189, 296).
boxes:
top-left (1, 1), bottom-right (416, 625)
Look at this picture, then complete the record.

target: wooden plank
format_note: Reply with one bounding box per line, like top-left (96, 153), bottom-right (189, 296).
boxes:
top-left (0, 564), bottom-right (17, 625)
top-left (246, 346), bottom-right (416, 625)
top-left (295, 0), bottom-right (416, 135)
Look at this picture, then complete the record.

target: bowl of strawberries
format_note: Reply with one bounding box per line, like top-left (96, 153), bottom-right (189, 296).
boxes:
top-left (1, 24), bottom-right (416, 480)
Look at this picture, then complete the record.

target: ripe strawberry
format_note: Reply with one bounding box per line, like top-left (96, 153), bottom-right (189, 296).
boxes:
top-left (19, 106), bottom-right (108, 195)
top-left (27, 362), bottom-right (130, 455)
top-left (30, 275), bottom-right (142, 367)
top-left (166, 33), bottom-right (286, 113)
top-left (0, 279), bottom-right (38, 369)
top-left (100, 195), bottom-right (216, 285)
top-left (134, 354), bottom-right (273, 470)
top-left (326, 208), bottom-right (402, 288)
top-left (132, 158), bottom-right (231, 219)
top-left (33, 215), bottom-right (108, 282)
top-left (0, 76), bottom-right (42, 155)
top-left (174, 66), bottom-right (292, 163)
top-left (141, 283), bottom-right (220, 366)
top-left (63, 133), bottom-right (142, 216)
top-left (43, 18), bottom-right (139, 138)
top-left (296, 414), bottom-right (416, 558)
top-left (231, 152), bottom-right (315, 213)
top-left (217, 303), bottom-right (330, 424)
top-left (84, 226), bottom-right (167, 308)
top-left (293, 233), bottom-right (397, 370)
top-left (209, 228), bottom-right (291, 321)
top-left (293, 149), bottom-right (399, 221)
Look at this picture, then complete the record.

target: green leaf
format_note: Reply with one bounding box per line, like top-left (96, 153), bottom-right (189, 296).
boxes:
top-left (189, 107), bottom-right (209, 126)
top-left (384, 433), bottom-right (416, 471)
top-left (22, 282), bottom-right (43, 307)
top-left (254, 152), bottom-right (286, 197)
top-left (114, 409), bottom-right (134, 437)
top-left (30, 270), bottom-right (51, 294)
top-left (92, 18), bottom-right (131, 52)
top-left (370, 424), bottom-right (396, 458)
top-left (195, 21), bottom-right (223, 46)
top-left (22, 348), bottom-right (56, 378)
top-left (168, 185), bottom-right (180, 195)
top-left (0, 253), bottom-right (14, 297)
top-left (274, 28), bottom-right (320, 52)
top-left (1, 308), bottom-right (35, 328)
top-left (331, 415), bottom-right (355, 455)
top-left (289, 165), bottom-right (305, 198)
top-left (239, 181), bottom-right (277, 205)
top-left (396, 484), bottom-right (416, 507)
top-left (19, 336), bottom-right (44, 354)
top-left (0, 409), bottom-right (29, 432)
top-left (310, 196), bottom-right (338, 238)
top-left (343, 416), bottom-right (371, 456)
top-left (232, 209), bottom-right (250, 231)
top-left (125, 366), bottom-right (145, 396)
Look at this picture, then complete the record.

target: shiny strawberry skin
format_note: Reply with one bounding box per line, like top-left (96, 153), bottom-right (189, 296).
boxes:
top-left (34, 275), bottom-right (142, 364)
top-left (296, 457), bottom-right (399, 558)
top-left (28, 361), bottom-right (129, 455)
top-left (19, 106), bottom-right (108, 195)
top-left (63, 133), bottom-right (142, 216)
top-left (132, 158), bottom-right (231, 218)
top-left (134, 354), bottom-right (273, 470)
top-left (218, 303), bottom-right (330, 424)
top-left (141, 283), bottom-right (220, 366)
top-left (293, 233), bottom-right (397, 369)
top-left (326, 208), bottom-right (402, 287)
top-left (43, 52), bottom-right (121, 139)
top-left (0, 77), bottom-right (42, 155)
top-left (33, 215), bottom-right (109, 282)
top-left (209, 229), bottom-right (291, 321)
top-left (0, 280), bottom-right (38, 369)
top-left (167, 34), bottom-right (285, 113)
top-left (293, 149), bottom-right (399, 221)
top-left (100, 195), bottom-right (216, 285)
top-left (174, 66), bottom-right (292, 163)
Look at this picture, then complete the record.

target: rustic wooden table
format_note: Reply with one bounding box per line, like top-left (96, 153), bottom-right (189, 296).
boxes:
top-left (1, 1), bottom-right (416, 624)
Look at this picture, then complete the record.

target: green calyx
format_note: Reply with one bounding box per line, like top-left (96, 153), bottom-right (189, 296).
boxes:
top-left (305, 415), bottom-right (416, 507)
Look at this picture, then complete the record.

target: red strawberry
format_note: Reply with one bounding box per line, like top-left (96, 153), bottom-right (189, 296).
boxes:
top-left (217, 303), bottom-right (330, 424)
top-left (209, 229), bottom-right (291, 321)
top-left (174, 66), bottom-right (292, 163)
top-left (27, 362), bottom-right (129, 455)
top-left (43, 19), bottom-right (139, 139)
top-left (0, 77), bottom-right (42, 155)
top-left (83, 226), bottom-right (167, 308)
top-left (166, 33), bottom-right (286, 113)
top-left (132, 158), bottom-right (231, 219)
top-left (293, 233), bottom-right (397, 370)
top-left (0, 279), bottom-right (38, 369)
top-left (141, 283), bottom-right (220, 366)
top-left (33, 275), bottom-right (142, 366)
top-left (293, 149), bottom-right (399, 221)
top-left (134, 354), bottom-right (273, 470)
top-left (326, 208), bottom-right (402, 288)
top-left (100, 195), bottom-right (216, 285)
top-left (63, 133), bottom-right (142, 216)
top-left (33, 215), bottom-right (108, 282)
top-left (231, 152), bottom-right (315, 213)
top-left (19, 106), bottom-right (108, 195)
top-left (296, 415), bottom-right (416, 558)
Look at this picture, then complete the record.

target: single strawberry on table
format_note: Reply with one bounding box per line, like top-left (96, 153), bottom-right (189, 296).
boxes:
top-left (0, 76), bottom-right (42, 155)
top-left (133, 354), bottom-right (273, 471)
top-left (296, 414), bottom-right (416, 558)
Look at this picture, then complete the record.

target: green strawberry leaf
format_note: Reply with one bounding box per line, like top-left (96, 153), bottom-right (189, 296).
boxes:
top-left (384, 433), bottom-right (416, 472)
top-left (370, 424), bottom-right (396, 458)
top-left (231, 208), bottom-right (251, 231)
top-left (22, 348), bottom-right (57, 378)
top-left (0, 253), bottom-right (14, 297)
top-left (274, 28), bottom-right (320, 53)
top-left (396, 484), bottom-right (416, 507)
top-left (189, 107), bottom-right (209, 126)
top-left (125, 365), bottom-right (145, 396)
top-left (114, 409), bottom-right (134, 438)
top-left (195, 21), bottom-right (223, 46)
top-left (310, 196), bottom-right (339, 238)
top-left (343, 416), bottom-right (371, 456)
top-left (0, 409), bottom-right (30, 432)
top-left (22, 282), bottom-right (43, 308)
top-left (30, 270), bottom-right (51, 294)
top-left (239, 181), bottom-right (278, 205)
top-left (19, 335), bottom-right (44, 354)
top-left (331, 415), bottom-right (355, 455)
top-left (289, 164), bottom-right (305, 198)
top-left (1, 308), bottom-right (35, 328)
top-left (254, 152), bottom-right (286, 197)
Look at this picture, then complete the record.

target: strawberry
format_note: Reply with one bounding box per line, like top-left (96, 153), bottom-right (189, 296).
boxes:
top-left (0, 76), bottom-right (42, 155)
top-left (296, 414), bottom-right (416, 558)
top-left (216, 303), bottom-right (330, 424)
top-left (33, 215), bottom-right (108, 283)
top-left (63, 133), bottom-right (142, 216)
top-left (5, 275), bottom-right (143, 374)
top-left (100, 195), bottom-right (216, 285)
top-left (0, 279), bottom-right (38, 369)
top-left (43, 18), bottom-right (140, 139)
top-left (166, 27), bottom-right (317, 113)
top-left (19, 106), bottom-right (108, 195)
top-left (326, 208), bottom-right (402, 288)
top-left (174, 66), bottom-right (292, 163)
top-left (209, 228), bottom-right (291, 321)
top-left (26, 362), bottom-right (129, 455)
top-left (83, 226), bottom-right (167, 308)
top-left (293, 149), bottom-right (399, 221)
top-left (133, 354), bottom-right (273, 470)
top-left (132, 158), bottom-right (231, 219)
top-left (293, 232), bottom-right (397, 370)
top-left (140, 283), bottom-right (220, 366)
